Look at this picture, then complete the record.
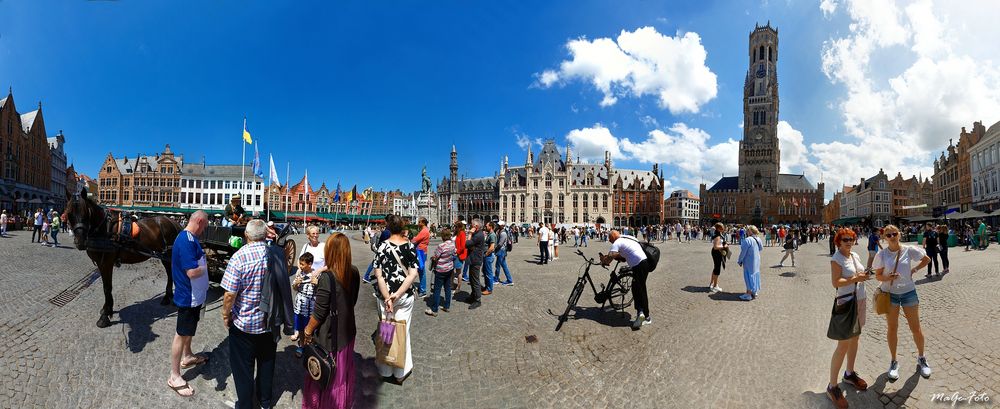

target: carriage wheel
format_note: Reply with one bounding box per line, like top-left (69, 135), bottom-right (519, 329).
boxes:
top-left (607, 274), bottom-right (633, 312)
top-left (284, 239), bottom-right (297, 272)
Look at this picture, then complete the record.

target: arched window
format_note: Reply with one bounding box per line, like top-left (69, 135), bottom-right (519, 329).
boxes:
top-left (603, 194), bottom-right (609, 209)
top-left (558, 193), bottom-right (564, 208)
top-left (583, 193), bottom-right (589, 208)
top-left (545, 173), bottom-right (552, 188)
top-left (759, 45), bottom-right (764, 61)
top-left (532, 194), bottom-right (538, 208)
top-left (592, 194), bottom-right (598, 208)
top-left (768, 47), bottom-right (772, 61)
top-left (520, 194), bottom-right (525, 209)
top-left (544, 192), bottom-right (552, 209)
top-left (573, 193), bottom-right (578, 208)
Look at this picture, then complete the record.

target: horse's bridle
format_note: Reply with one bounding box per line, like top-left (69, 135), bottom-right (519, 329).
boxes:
top-left (72, 196), bottom-right (111, 240)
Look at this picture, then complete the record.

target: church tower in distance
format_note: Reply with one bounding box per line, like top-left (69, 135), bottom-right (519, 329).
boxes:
top-left (738, 22), bottom-right (780, 192)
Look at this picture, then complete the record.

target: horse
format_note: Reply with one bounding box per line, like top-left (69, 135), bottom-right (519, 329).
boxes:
top-left (65, 187), bottom-right (182, 328)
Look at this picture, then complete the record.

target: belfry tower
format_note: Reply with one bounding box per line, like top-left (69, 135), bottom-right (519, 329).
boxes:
top-left (738, 22), bottom-right (781, 192)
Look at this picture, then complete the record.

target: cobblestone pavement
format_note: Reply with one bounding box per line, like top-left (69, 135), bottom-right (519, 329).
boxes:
top-left (1, 230), bottom-right (998, 408)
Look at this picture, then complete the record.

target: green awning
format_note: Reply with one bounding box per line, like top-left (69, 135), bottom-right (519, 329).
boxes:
top-left (832, 217), bottom-right (862, 226)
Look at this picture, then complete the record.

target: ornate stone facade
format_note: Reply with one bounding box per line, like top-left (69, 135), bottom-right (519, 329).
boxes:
top-left (699, 23), bottom-right (824, 226)
top-left (0, 88), bottom-right (57, 212)
top-left (970, 120), bottom-right (1000, 212)
top-left (438, 141), bottom-right (664, 227)
top-left (888, 172), bottom-right (934, 219)
top-left (97, 145), bottom-right (182, 207)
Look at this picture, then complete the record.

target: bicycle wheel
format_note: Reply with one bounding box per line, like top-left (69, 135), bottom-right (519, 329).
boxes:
top-left (567, 278), bottom-right (585, 307)
top-left (606, 273), bottom-right (633, 311)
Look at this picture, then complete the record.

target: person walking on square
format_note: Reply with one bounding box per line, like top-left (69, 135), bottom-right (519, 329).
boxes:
top-left (737, 225), bottom-right (762, 301)
top-left (601, 229), bottom-right (652, 330)
top-left (921, 223), bottom-right (940, 277)
top-left (221, 219), bottom-right (287, 409)
top-left (826, 228), bottom-right (872, 409)
top-left (580, 226), bottom-right (588, 247)
top-left (493, 222), bottom-right (513, 286)
top-left (31, 208), bottom-right (43, 243)
top-left (426, 228), bottom-right (456, 316)
top-left (464, 219), bottom-right (485, 309)
top-left (572, 226), bottom-right (579, 247)
top-left (537, 223), bottom-right (550, 265)
top-left (167, 211), bottom-right (210, 398)
top-left (372, 215), bottom-right (419, 383)
top-left (481, 222), bottom-right (497, 296)
top-left (0, 210), bottom-right (7, 237)
top-left (363, 227), bottom-right (391, 284)
top-left (937, 225), bottom-right (950, 275)
top-left (780, 232), bottom-right (796, 267)
top-left (873, 224), bottom-right (933, 382)
top-left (302, 232), bottom-right (360, 408)
top-left (866, 228), bottom-right (882, 270)
top-left (40, 216), bottom-right (50, 246)
top-left (49, 210), bottom-right (61, 247)
top-left (411, 217), bottom-right (431, 299)
top-left (551, 223), bottom-right (560, 261)
top-left (709, 223), bottom-right (728, 293)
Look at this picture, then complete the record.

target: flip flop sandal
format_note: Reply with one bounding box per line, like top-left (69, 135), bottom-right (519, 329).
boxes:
top-left (181, 355), bottom-right (209, 369)
top-left (169, 382), bottom-right (195, 397)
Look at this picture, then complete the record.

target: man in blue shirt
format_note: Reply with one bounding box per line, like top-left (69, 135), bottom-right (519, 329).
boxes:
top-left (167, 210), bottom-right (209, 397)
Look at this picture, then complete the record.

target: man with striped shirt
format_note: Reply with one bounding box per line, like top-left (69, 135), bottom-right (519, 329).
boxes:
top-left (221, 220), bottom-right (275, 409)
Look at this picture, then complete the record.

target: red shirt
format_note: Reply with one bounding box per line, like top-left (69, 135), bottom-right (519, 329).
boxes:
top-left (455, 231), bottom-right (468, 261)
top-left (411, 226), bottom-right (430, 252)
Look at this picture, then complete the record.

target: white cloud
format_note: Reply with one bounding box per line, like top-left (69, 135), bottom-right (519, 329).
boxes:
top-left (514, 132), bottom-right (543, 152)
top-left (777, 121), bottom-right (809, 174)
top-left (820, 0), bottom-right (838, 17)
top-left (821, 0), bottom-right (1000, 151)
top-left (536, 26), bottom-right (718, 114)
top-left (565, 124), bottom-right (625, 162)
top-left (621, 123), bottom-right (712, 175)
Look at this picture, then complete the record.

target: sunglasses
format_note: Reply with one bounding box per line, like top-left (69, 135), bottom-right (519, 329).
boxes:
top-left (840, 238), bottom-right (855, 243)
top-left (885, 232), bottom-right (899, 238)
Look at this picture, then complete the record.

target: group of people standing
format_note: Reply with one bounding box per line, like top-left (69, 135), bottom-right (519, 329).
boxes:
top-left (166, 212), bottom-right (360, 408)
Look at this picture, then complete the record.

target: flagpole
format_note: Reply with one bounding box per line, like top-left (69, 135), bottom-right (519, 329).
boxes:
top-left (265, 151), bottom-right (270, 223)
top-left (285, 162), bottom-right (290, 215)
top-left (303, 169), bottom-right (308, 230)
top-left (241, 117), bottom-right (247, 209)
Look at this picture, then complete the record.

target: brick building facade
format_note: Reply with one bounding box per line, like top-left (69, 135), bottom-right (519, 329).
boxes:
top-left (0, 89), bottom-right (57, 212)
top-left (97, 145), bottom-right (182, 207)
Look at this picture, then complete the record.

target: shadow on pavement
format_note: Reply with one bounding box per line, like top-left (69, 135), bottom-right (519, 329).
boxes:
top-left (550, 306), bottom-right (633, 328)
top-left (708, 292), bottom-right (744, 302)
top-left (117, 293), bottom-right (174, 353)
top-left (779, 272), bottom-right (797, 277)
top-left (680, 285), bottom-right (710, 293)
top-left (869, 369), bottom-right (922, 407)
top-left (914, 275), bottom-right (944, 285)
top-left (272, 344), bottom-right (305, 404)
top-left (354, 353), bottom-right (382, 409)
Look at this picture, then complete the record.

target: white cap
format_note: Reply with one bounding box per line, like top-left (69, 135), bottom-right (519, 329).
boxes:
top-left (499, 221), bottom-right (506, 226)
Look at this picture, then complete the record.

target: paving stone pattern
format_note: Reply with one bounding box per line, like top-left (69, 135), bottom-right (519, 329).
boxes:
top-left (0, 231), bottom-right (997, 408)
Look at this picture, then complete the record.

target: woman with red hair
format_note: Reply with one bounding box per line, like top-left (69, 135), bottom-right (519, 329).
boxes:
top-left (826, 228), bottom-right (873, 408)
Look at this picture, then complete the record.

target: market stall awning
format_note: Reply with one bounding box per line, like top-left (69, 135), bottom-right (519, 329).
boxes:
top-left (832, 217), bottom-right (862, 226)
top-left (953, 209), bottom-right (990, 220)
top-left (900, 215), bottom-right (939, 223)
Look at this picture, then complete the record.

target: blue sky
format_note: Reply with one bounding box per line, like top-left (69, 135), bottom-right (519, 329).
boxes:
top-left (3, 1), bottom-right (997, 200)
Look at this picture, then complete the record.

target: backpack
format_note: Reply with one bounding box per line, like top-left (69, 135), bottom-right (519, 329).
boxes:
top-left (625, 236), bottom-right (660, 272)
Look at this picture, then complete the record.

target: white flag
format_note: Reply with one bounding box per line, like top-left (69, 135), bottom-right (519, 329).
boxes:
top-left (268, 154), bottom-right (280, 186)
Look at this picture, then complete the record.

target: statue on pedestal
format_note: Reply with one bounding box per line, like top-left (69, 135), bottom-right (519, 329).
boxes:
top-left (421, 166), bottom-right (432, 193)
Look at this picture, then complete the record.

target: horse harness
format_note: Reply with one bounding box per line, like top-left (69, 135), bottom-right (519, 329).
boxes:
top-left (76, 206), bottom-right (171, 263)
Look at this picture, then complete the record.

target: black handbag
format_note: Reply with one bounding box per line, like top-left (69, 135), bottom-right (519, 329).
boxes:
top-left (827, 283), bottom-right (860, 340)
top-left (302, 273), bottom-right (338, 387)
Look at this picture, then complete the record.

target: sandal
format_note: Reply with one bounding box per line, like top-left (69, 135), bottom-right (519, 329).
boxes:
top-left (290, 333), bottom-right (300, 342)
top-left (181, 355), bottom-right (209, 369)
top-left (168, 381), bottom-right (195, 397)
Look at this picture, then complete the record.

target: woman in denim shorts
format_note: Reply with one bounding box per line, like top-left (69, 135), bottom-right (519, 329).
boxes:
top-left (873, 225), bottom-right (932, 382)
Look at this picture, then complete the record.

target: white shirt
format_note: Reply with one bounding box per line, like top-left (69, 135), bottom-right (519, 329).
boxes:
top-left (0, 214), bottom-right (7, 225)
top-left (538, 226), bottom-right (551, 241)
top-left (831, 250), bottom-right (867, 300)
top-left (872, 246), bottom-right (926, 295)
top-left (610, 235), bottom-right (647, 268)
top-left (300, 241), bottom-right (327, 272)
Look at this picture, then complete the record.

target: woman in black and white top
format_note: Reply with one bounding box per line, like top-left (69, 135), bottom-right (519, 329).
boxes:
top-left (825, 228), bottom-right (873, 408)
top-left (373, 214), bottom-right (419, 383)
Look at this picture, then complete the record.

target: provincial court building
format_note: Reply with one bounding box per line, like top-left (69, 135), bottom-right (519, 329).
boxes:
top-left (699, 23), bottom-right (824, 226)
top-left (438, 141), bottom-right (665, 227)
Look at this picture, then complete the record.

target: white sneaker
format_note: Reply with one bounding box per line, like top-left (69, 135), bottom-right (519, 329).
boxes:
top-left (714, 285), bottom-right (722, 293)
top-left (918, 357), bottom-right (932, 378)
top-left (631, 313), bottom-right (645, 329)
top-left (887, 360), bottom-right (900, 381)
top-left (709, 286), bottom-right (718, 294)
top-left (642, 317), bottom-right (652, 326)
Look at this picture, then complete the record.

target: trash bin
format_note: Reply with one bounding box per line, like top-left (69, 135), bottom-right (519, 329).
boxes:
top-left (947, 233), bottom-right (957, 248)
top-left (915, 233), bottom-right (923, 244)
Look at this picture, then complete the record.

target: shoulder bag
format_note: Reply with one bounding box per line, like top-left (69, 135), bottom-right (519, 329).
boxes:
top-left (827, 282), bottom-right (860, 340)
top-left (873, 249), bottom-right (900, 315)
top-left (303, 274), bottom-right (337, 387)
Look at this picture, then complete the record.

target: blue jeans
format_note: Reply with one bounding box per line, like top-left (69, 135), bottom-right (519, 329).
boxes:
top-left (430, 272), bottom-right (452, 312)
top-left (581, 235), bottom-right (588, 247)
top-left (462, 258), bottom-right (470, 281)
top-left (494, 249), bottom-right (512, 283)
top-left (483, 254), bottom-right (495, 291)
top-left (364, 261), bottom-right (374, 281)
top-left (50, 230), bottom-right (59, 246)
top-left (416, 249), bottom-right (427, 294)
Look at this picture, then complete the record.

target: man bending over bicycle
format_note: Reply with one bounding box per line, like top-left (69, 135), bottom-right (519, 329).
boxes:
top-left (601, 229), bottom-right (653, 330)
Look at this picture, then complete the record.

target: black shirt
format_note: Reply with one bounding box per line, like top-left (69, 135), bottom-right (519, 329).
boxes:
top-left (225, 203), bottom-right (245, 222)
top-left (373, 241), bottom-right (420, 296)
top-left (466, 230), bottom-right (485, 265)
top-left (924, 231), bottom-right (938, 248)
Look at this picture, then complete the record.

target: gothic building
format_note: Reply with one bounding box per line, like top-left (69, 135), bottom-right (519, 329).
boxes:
top-left (437, 141), bottom-right (665, 227)
top-left (700, 22), bottom-right (824, 225)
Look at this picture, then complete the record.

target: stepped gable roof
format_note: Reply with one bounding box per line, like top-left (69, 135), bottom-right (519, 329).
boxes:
top-left (615, 169), bottom-right (658, 189)
top-left (707, 176), bottom-right (738, 191)
top-left (777, 174), bottom-right (817, 191)
top-left (20, 110), bottom-right (38, 132)
top-left (570, 163), bottom-right (609, 185)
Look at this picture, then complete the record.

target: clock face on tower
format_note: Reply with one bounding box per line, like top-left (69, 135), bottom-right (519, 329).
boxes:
top-left (754, 130), bottom-right (764, 140)
top-left (756, 64), bottom-right (766, 78)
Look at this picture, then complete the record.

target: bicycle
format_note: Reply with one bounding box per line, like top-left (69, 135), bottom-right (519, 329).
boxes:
top-left (555, 249), bottom-right (633, 331)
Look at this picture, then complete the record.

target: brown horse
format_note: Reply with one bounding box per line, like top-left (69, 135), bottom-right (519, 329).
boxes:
top-left (65, 188), bottom-right (182, 328)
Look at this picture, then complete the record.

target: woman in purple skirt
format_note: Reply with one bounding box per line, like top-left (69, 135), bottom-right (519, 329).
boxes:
top-left (303, 233), bottom-right (360, 408)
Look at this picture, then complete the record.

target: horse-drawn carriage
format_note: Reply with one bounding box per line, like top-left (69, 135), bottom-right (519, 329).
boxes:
top-left (199, 222), bottom-right (298, 282)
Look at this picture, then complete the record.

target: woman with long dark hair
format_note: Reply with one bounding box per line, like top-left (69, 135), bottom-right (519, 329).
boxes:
top-left (303, 233), bottom-right (360, 408)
